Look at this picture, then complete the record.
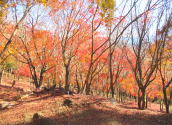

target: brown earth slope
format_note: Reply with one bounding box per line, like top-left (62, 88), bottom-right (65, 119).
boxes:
top-left (0, 84), bottom-right (172, 125)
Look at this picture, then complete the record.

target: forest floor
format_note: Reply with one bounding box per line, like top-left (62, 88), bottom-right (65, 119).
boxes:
top-left (0, 81), bottom-right (172, 125)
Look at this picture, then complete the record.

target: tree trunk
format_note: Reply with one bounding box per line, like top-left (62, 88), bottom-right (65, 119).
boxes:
top-left (84, 67), bottom-right (92, 95)
top-left (110, 83), bottom-right (114, 98)
top-left (32, 75), bottom-right (39, 88)
top-left (76, 82), bottom-right (80, 94)
top-left (65, 65), bottom-right (70, 92)
top-left (138, 88), bottom-right (146, 110)
top-left (109, 56), bottom-right (114, 98)
top-left (0, 69), bottom-right (3, 84)
top-left (75, 68), bottom-right (80, 94)
top-left (80, 84), bottom-right (85, 94)
top-left (38, 68), bottom-right (44, 88)
top-left (138, 89), bottom-right (141, 109)
top-left (163, 87), bottom-right (170, 113)
top-left (160, 100), bottom-right (163, 111)
top-left (30, 66), bottom-right (39, 88)
top-left (108, 36), bottom-right (114, 98)
top-left (85, 82), bottom-right (91, 95)
top-left (106, 91), bottom-right (109, 98)
top-left (145, 94), bottom-right (148, 109)
top-left (120, 92), bottom-right (123, 103)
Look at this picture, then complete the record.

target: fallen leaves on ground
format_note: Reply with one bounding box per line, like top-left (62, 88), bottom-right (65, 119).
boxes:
top-left (0, 85), bottom-right (172, 125)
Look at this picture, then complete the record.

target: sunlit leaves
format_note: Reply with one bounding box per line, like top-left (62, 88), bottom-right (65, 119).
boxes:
top-left (35, 0), bottom-right (48, 6)
top-left (0, 0), bottom-right (8, 23)
top-left (97, 0), bottom-right (115, 11)
top-left (96, 0), bottom-right (116, 25)
top-left (0, 0), bottom-right (8, 6)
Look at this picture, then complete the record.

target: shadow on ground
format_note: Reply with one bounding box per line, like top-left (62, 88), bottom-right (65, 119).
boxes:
top-left (21, 104), bottom-right (172, 125)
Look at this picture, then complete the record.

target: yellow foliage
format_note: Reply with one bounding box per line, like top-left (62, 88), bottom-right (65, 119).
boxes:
top-left (97, 0), bottom-right (115, 10)
top-left (0, 0), bottom-right (8, 21)
top-left (96, 0), bottom-right (116, 25)
top-left (0, 0), bottom-right (8, 8)
top-left (36, 0), bottom-right (47, 6)
top-left (0, 0), bottom-right (5, 5)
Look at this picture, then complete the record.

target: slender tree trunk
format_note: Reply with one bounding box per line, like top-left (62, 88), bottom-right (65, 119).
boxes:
top-left (108, 27), bottom-right (114, 98)
top-left (119, 91), bottom-right (121, 103)
top-left (85, 82), bottom-right (91, 95)
top-left (160, 100), bottom-right (163, 111)
top-left (38, 74), bottom-right (44, 88)
top-left (65, 65), bottom-right (70, 92)
top-left (0, 68), bottom-right (3, 84)
top-left (80, 85), bottom-right (85, 94)
top-left (106, 91), bottom-right (109, 98)
top-left (32, 75), bottom-right (39, 88)
top-left (163, 87), bottom-right (170, 113)
top-left (76, 70), bottom-right (80, 94)
top-left (118, 90), bottom-right (121, 102)
top-left (138, 89), bottom-right (141, 109)
top-left (84, 67), bottom-right (92, 95)
top-left (145, 95), bottom-right (148, 109)
top-left (38, 67), bottom-right (45, 88)
top-left (109, 52), bottom-right (114, 98)
top-left (30, 65), bottom-right (39, 88)
top-left (120, 92), bottom-right (123, 103)
top-left (58, 81), bottom-right (62, 88)
top-left (110, 84), bottom-right (114, 98)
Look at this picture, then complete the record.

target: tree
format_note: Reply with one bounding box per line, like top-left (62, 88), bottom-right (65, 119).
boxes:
top-left (13, 24), bottom-right (56, 89)
top-left (157, 11), bottom-right (172, 113)
top-left (126, 0), bottom-right (169, 109)
top-left (51, 0), bottom-right (90, 91)
top-left (0, 0), bottom-right (33, 57)
top-left (0, 0), bottom-right (60, 57)
top-left (84, 0), bottom-right (151, 95)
